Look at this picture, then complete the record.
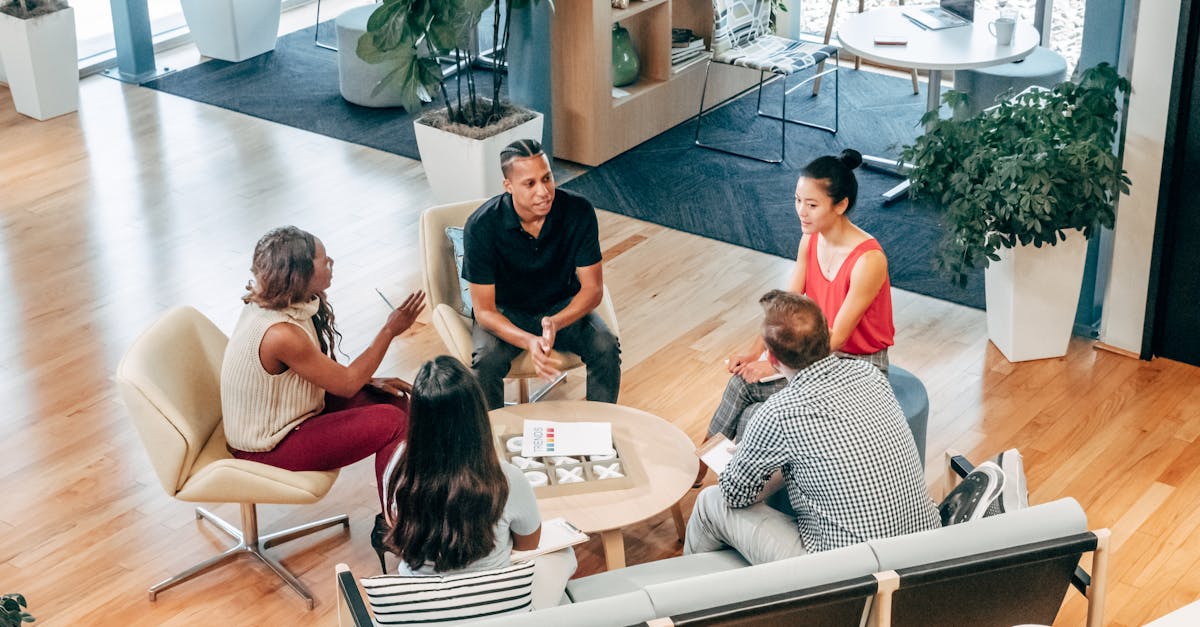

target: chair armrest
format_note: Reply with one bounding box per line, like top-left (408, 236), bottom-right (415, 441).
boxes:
top-left (336, 563), bottom-right (373, 627)
top-left (431, 303), bottom-right (475, 365)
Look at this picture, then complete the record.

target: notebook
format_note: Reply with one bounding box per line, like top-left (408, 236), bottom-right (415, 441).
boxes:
top-left (903, 5), bottom-right (970, 31)
top-left (510, 517), bottom-right (589, 561)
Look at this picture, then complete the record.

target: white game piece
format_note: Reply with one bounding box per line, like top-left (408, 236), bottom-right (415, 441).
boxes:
top-left (505, 437), bottom-right (524, 453)
top-left (549, 456), bottom-right (580, 466)
top-left (511, 456), bottom-right (545, 470)
top-left (524, 471), bottom-right (549, 487)
top-left (593, 463), bottom-right (624, 479)
top-left (555, 466), bottom-right (585, 484)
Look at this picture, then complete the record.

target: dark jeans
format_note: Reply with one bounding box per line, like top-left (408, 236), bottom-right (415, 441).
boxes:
top-left (471, 307), bottom-right (621, 410)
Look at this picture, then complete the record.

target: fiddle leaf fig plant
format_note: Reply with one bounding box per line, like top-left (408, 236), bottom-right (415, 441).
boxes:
top-left (0, 0), bottom-right (67, 19)
top-left (899, 62), bottom-right (1131, 286)
top-left (1, 594), bottom-right (35, 627)
top-left (357, 0), bottom-right (545, 130)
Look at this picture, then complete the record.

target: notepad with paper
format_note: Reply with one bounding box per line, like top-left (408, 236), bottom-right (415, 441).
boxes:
top-left (697, 434), bottom-right (738, 475)
top-left (521, 420), bottom-right (613, 457)
top-left (510, 517), bottom-right (589, 561)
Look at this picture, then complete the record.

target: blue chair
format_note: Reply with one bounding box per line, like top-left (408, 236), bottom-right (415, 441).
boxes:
top-left (888, 365), bottom-right (928, 467)
top-left (954, 46), bottom-right (1068, 116)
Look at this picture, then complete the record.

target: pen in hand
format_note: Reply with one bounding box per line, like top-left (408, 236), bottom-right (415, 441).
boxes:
top-left (375, 288), bottom-right (396, 310)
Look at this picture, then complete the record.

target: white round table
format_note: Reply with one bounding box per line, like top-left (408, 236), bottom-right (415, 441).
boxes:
top-left (837, 6), bottom-right (1039, 199)
top-left (490, 401), bottom-right (698, 570)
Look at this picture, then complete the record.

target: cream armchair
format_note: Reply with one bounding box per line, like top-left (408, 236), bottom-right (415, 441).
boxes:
top-left (419, 199), bottom-right (620, 403)
top-left (116, 306), bottom-right (349, 609)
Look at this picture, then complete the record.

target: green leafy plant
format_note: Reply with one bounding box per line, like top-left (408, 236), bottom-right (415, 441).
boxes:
top-left (356, 0), bottom-right (544, 130)
top-left (1, 594), bottom-right (35, 627)
top-left (0, 0), bottom-right (67, 19)
top-left (898, 62), bottom-right (1131, 286)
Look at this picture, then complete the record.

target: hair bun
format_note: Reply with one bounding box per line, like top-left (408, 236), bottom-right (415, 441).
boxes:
top-left (839, 149), bottom-right (863, 170)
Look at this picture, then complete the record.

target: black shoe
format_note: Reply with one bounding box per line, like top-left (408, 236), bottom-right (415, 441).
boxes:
top-left (370, 513), bottom-right (391, 573)
top-left (938, 461), bottom-right (1004, 526)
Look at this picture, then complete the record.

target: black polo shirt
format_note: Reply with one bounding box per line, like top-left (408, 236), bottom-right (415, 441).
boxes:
top-left (462, 189), bottom-right (602, 315)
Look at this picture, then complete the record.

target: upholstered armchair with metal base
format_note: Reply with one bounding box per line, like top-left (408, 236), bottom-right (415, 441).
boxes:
top-left (694, 0), bottom-right (840, 164)
top-left (117, 306), bottom-right (349, 609)
top-left (419, 199), bottom-right (620, 404)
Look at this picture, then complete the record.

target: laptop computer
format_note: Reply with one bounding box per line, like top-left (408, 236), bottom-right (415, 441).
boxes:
top-left (904, 0), bottom-right (975, 31)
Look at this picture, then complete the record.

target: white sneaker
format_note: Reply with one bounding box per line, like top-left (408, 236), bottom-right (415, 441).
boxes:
top-left (939, 461), bottom-right (1005, 525)
top-left (993, 448), bottom-right (1029, 514)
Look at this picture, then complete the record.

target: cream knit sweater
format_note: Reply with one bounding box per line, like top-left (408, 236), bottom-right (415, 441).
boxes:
top-left (221, 299), bottom-right (325, 452)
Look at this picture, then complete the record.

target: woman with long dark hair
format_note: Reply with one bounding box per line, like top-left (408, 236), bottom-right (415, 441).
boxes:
top-left (697, 150), bottom-right (895, 482)
top-left (219, 226), bottom-right (425, 567)
top-left (384, 356), bottom-right (576, 608)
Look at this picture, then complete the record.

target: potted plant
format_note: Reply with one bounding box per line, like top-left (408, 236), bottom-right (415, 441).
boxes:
top-left (357, 0), bottom-right (546, 203)
top-left (899, 62), bottom-right (1131, 362)
top-left (0, 0), bottom-right (78, 120)
top-left (180, 0), bottom-right (281, 62)
top-left (1, 593), bottom-right (35, 626)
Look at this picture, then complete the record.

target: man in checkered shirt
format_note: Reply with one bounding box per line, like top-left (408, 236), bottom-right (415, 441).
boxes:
top-left (685, 290), bottom-right (940, 564)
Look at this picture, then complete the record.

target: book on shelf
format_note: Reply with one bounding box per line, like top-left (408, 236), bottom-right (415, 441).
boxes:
top-left (672, 51), bottom-right (711, 74)
top-left (671, 39), bottom-right (705, 59)
top-left (510, 517), bottom-right (589, 561)
top-left (671, 27), bottom-right (696, 47)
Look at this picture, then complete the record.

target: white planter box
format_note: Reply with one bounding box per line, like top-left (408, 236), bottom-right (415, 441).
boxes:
top-left (0, 7), bottom-right (79, 121)
top-left (181, 0), bottom-right (281, 62)
top-left (414, 111), bottom-right (545, 204)
top-left (984, 230), bottom-right (1089, 362)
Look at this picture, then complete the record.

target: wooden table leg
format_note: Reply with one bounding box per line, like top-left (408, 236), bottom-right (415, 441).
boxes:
top-left (600, 530), bottom-right (626, 570)
top-left (670, 502), bottom-right (686, 543)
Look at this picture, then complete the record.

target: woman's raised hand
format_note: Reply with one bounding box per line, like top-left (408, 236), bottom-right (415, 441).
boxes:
top-left (384, 291), bottom-right (426, 337)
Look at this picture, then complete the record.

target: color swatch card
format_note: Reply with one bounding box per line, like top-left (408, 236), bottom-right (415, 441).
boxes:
top-left (521, 420), bottom-right (613, 457)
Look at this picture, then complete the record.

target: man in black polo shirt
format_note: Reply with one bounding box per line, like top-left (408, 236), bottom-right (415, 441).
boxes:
top-left (463, 139), bottom-right (621, 409)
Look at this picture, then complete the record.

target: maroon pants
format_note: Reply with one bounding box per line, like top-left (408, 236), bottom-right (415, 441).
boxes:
top-left (230, 389), bottom-right (409, 510)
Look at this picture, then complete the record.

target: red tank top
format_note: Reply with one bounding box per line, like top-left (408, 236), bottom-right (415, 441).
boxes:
top-left (805, 233), bottom-right (895, 354)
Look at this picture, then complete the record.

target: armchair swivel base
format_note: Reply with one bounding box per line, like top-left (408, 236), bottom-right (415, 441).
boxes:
top-left (150, 503), bottom-right (349, 609)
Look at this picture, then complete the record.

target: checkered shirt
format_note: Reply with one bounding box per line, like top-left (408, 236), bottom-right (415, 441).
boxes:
top-left (719, 355), bottom-right (940, 553)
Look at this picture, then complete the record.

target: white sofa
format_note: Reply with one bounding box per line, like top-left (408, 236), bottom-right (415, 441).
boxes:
top-left (338, 497), bottom-right (1108, 626)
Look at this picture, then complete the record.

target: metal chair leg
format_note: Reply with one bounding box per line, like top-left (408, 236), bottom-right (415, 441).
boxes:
top-left (148, 504), bottom-right (349, 609)
top-left (314, 0), bottom-right (337, 51)
top-left (695, 51), bottom-right (838, 164)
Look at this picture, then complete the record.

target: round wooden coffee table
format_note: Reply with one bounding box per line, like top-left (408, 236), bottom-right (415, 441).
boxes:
top-left (490, 400), bottom-right (698, 570)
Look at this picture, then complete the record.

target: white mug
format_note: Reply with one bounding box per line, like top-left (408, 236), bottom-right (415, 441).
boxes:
top-left (989, 17), bottom-right (1017, 46)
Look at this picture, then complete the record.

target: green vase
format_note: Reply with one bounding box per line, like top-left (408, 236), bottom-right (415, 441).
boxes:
top-left (611, 22), bottom-right (640, 87)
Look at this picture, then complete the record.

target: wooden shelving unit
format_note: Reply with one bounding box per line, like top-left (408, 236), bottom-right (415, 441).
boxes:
top-left (551, 0), bottom-right (760, 166)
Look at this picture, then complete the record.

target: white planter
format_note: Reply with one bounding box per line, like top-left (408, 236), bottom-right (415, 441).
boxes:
top-left (414, 111), bottom-right (545, 204)
top-left (984, 230), bottom-right (1090, 362)
top-left (181, 0), bottom-right (281, 62)
top-left (0, 8), bottom-right (79, 121)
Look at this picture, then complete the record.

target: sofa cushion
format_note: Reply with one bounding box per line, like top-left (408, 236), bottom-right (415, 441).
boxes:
top-left (869, 497), bottom-right (1087, 571)
top-left (472, 591), bottom-right (657, 627)
top-left (642, 544), bottom-right (880, 617)
top-left (566, 549), bottom-right (749, 603)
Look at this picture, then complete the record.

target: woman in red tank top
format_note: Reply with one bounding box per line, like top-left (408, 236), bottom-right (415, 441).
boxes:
top-left (697, 150), bottom-right (895, 485)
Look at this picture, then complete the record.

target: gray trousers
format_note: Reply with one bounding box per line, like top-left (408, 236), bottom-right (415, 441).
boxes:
top-left (471, 307), bottom-right (621, 410)
top-left (683, 486), bottom-right (808, 565)
top-left (706, 350), bottom-right (888, 440)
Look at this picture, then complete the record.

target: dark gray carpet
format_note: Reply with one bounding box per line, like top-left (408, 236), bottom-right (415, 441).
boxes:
top-left (146, 24), bottom-right (980, 308)
top-left (145, 23), bottom-right (500, 160)
top-left (561, 69), bottom-right (984, 309)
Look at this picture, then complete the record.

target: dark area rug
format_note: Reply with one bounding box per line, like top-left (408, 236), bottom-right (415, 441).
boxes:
top-left (562, 69), bottom-right (984, 309)
top-left (145, 23), bottom-right (500, 160)
top-left (146, 24), bottom-right (980, 308)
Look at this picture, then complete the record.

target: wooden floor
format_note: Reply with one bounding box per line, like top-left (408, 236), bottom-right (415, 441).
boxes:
top-left (2, 48), bottom-right (1199, 627)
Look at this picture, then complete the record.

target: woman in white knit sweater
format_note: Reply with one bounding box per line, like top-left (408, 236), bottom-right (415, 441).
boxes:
top-left (220, 226), bottom-right (424, 569)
